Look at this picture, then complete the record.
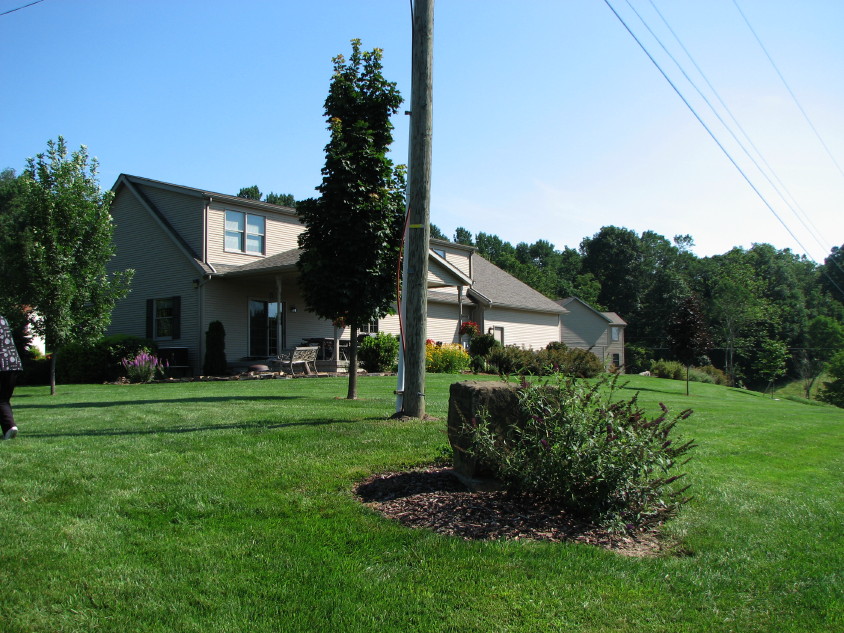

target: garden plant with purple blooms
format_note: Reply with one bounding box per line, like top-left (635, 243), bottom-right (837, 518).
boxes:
top-left (121, 350), bottom-right (167, 383)
top-left (468, 373), bottom-right (696, 530)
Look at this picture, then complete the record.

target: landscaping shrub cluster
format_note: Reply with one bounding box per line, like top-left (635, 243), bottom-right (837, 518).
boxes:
top-left (56, 335), bottom-right (157, 384)
top-left (468, 374), bottom-right (696, 529)
top-left (649, 360), bottom-right (729, 385)
top-left (425, 341), bottom-right (470, 373)
top-left (482, 342), bottom-right (604, 378)
top-left (358, 332), bottom-right (399, 372)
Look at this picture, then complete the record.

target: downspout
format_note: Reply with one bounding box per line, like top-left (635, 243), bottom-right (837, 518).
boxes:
top-left (457, 285), bottom-right (464, 344)
top-left (275, 275), bottom-right (283, 357)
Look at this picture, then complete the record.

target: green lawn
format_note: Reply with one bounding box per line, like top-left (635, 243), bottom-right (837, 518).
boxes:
top-left (0, 374), bottom-right (841, 632)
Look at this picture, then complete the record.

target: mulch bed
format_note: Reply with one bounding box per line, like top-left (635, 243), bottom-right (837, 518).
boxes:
top-left (354, 466), bottom-right (668, 557)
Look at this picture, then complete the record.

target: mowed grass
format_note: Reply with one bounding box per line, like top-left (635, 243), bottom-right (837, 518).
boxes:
top-left (0, 374), bottom-right (841, 633)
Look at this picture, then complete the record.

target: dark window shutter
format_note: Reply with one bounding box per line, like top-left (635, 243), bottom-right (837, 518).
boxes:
top-left (146, 299), bottom-right (154, 338)
top-left (171, 296), bottom-right (181, 340)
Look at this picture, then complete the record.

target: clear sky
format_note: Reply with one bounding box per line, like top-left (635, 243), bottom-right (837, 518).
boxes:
top-left (2, 0), bottom-right (842, 262)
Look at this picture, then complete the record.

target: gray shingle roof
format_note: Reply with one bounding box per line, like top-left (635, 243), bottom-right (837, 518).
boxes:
top-left (217, 248), bottom-right (302, 276)
top-left (470, 255), bottom-right (566, 314)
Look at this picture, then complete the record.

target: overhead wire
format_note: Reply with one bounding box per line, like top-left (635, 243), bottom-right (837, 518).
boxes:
top-left (732, 0), bottom-right (844, 184)
top-left (601, 0), bottom-right (844, 298)
top-left (0, 0), bottom-right (46, 17)
top-left (645, 0), bottom-right (833, 259)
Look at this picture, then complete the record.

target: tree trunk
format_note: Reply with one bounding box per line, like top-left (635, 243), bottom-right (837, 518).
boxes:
top-left (347, 325), bottom-right (358, 400)
top-left (49, 351), bottom-right (56, 396)
top-left (685, 364), bottom-right (690, 396)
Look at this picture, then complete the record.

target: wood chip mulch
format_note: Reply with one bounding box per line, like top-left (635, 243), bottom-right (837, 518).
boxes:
top-left (354, 467), bottom-right (667, 557)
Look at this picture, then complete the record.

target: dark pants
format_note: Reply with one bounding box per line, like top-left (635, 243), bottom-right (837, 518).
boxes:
top-left (0, 371), bottom-right (18, 434)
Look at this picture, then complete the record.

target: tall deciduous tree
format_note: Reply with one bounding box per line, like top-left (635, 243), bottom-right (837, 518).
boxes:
top-left (297, 40), bottom-right (405, 400)
top-left (14, 137), bottom-right (133, 394)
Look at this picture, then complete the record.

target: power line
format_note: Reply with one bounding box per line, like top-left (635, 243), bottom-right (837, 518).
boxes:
top-left (602, 0), bottom-right (844, 298)
top-left (0, 0), bottom-right (46, 17)
top-left (644, 0), bottom-right (832, 259)
top-left (732, 0), bottom-right (844, 183)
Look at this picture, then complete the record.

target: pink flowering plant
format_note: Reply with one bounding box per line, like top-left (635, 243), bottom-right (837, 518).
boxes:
top-left (467, 373), bottom-right (696, 530)
top-left (121, 350), bottom-right (168, 383)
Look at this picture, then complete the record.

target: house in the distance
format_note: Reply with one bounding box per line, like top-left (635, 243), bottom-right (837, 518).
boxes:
top-left (557, 297), bottom-right (627, 370)
top-left (105, 174), bottom-right (567, 374)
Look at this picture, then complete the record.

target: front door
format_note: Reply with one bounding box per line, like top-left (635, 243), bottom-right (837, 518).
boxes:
top-left (249, 299), bottom-right (285, 357)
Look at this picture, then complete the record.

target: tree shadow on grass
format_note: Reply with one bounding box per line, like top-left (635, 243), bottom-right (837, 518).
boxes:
top-left (14, 395), bottom-right (304, 410)
top-left (22, 417), bottom-right (356, 439)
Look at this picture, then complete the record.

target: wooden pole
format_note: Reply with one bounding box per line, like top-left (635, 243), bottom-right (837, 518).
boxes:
top-left (402, 0), bottom-right (434, 418)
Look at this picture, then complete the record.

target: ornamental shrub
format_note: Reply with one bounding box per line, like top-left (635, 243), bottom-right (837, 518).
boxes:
top-left (650, 359), bottom-right (685, 381)
top-left (56, 335), bottom-right (157, 383)
top-left (203, 320), bottom-right (228, 376)
top-left (358, 332), bottom-right (399, 372)
top-left (696, 364), bottom-right (729, 386)
top-left (468, 373), bottom-right (696, 528)
top-left (488, 345), bottom-right (534, 375)
top-left (426, 342), bottom-right (470, 373)
top-left (468, 333), bottom-right (500, 358)
top-left (121, 351), bottom-right (167, 383)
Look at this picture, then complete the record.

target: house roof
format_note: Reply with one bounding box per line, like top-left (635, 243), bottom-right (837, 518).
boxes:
top-left (470, 255), bottom-right (567, 314)
top-left (217, 248), bottom-right (303, 277)
top-left (557, 297), bottom-right (627, 326)
top-left (113, 174), bottom-right (216, 276)
top-left (114, 174), bottom-right (298, 217)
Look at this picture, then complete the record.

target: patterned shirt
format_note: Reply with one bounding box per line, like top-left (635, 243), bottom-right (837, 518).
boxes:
top-left (0, 316), bottom-right (23, 372)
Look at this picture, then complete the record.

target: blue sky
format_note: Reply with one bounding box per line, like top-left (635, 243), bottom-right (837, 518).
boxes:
top-left (2, 0), bottom-right (842, 262)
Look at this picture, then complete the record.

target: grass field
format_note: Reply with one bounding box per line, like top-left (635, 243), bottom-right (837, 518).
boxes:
top-left (0, 373), bottom-right (841, 632)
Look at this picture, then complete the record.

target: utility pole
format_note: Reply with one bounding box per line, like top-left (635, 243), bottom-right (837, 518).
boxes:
top-left (401, 0), bottom-right (434, 418)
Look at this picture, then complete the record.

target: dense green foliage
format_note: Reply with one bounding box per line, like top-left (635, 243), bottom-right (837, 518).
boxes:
top-left (448, 222), bottom-right (843, 392)
top-left (0, 137), bottom-right (133, 393)
top-left (468, 374), bottom-right (695, 528)
top-left (425, 342), bottom-right (470, 373)
top-left (819, 351), bottom-right (844, 407)
top-left (357, 332), bottom-right (399, 372)
top-left (296, 39), bottom-right (405, 398)
top-left (55, 334), bottom-right (157, 384)
top-left (480, 343), bottom-right (604, 378)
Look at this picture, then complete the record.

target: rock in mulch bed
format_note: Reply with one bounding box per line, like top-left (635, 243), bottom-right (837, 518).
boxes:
top-left (354, 466), bottom-right (668, 557)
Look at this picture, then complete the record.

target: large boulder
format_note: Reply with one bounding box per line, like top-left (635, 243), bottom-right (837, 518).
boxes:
top-left (447, 380), bottom-right (520, 481)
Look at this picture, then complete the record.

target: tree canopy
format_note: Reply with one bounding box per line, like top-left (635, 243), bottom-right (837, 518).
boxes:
top-left (2, 138), bottom-right (133, 393)
top-left (296, 39), bottom-right (405, 399)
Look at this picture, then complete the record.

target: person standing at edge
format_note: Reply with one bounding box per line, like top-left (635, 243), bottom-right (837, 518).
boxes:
top-left (0, 315), bottom-right (23, 440)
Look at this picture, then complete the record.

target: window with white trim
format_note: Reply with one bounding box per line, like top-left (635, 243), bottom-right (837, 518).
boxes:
top-left (611, 326), bottom-right (620, 342)
top-left (225, 210), bottom-right (265, 254)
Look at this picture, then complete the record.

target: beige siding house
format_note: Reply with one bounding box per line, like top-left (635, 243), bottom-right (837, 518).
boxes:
top-left (557, 296), bottom-right (627, 370)
top-left (107, 174), bottom-right (567, 374)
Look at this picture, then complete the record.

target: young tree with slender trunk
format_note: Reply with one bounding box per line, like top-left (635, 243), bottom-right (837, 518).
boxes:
top-left (13, 137), bottom-right (133, 394)
top-left (666, 294), bottom-right (712, 395)
top-left (297, 40), bottom-right (405, 400)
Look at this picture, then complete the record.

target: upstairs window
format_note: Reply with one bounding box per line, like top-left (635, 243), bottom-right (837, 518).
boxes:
top-left (611, 326), bottom-right (620, 342)
top-left (225, 210), bottom-right (265, 254)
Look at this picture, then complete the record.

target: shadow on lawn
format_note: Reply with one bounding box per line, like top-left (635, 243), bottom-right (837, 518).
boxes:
top-left (23, 417), bottom-right (355, 439)
top-left (14, 395), bottom-right (304, 410)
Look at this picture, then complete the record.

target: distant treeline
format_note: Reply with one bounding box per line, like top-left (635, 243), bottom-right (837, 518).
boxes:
top-left (438, 223), bottom-right (844, 389)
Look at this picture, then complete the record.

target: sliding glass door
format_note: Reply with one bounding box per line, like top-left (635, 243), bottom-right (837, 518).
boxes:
top-left (248, 299), bottom-right (285, 357)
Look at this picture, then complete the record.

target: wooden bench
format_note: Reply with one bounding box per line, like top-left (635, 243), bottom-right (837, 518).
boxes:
top-left (275, 346), bottom-right (319, 375)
